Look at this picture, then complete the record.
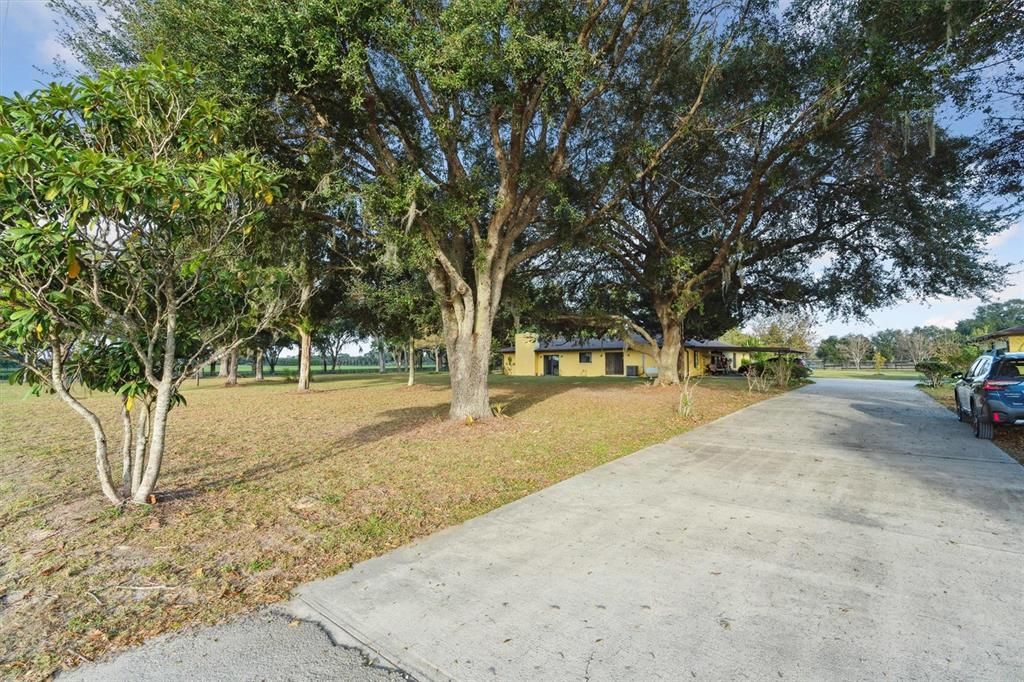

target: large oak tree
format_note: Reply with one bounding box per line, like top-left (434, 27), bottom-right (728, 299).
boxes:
top-left (56, 0), bottom-right (754, 419)
top-left (574, 0), bottom-right (1013, 383)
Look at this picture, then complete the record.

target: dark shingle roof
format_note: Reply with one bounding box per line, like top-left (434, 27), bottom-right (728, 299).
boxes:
top-left (501, 335), bottom-right (806, 355)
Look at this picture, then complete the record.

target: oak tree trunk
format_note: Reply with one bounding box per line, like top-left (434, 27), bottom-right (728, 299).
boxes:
top-left (378, 342), bottom-right (386, 373)
top-left (297, 329), bottom-right (312, 392)
top-left (444, 322), bottom-right (492, 420)
top-left (647, 304), bottom-right (684, 386)
top-left (226, 347), bottom-right (239, 386)
top-left (218, 350), bottom-right (229, 379)
top-left (254, 349), bottom-right (264, 381)
top-left (433, 346), bottom-right (441, 373)
top-left (407, 338), bottom-right (416, 387)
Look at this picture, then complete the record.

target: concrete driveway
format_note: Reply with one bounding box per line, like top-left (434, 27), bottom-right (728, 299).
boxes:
top-left (67, 379), bottom-right (1024, 681)
top-left (293, 379), bottom-right (1024, 680)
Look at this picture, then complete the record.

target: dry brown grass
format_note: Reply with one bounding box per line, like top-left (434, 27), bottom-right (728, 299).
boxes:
top-left (919, 386), bottom-right (1024, 465)
top-left (0, 372), bottom-right (776, 679)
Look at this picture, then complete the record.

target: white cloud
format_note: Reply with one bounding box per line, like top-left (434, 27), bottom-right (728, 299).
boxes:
top-left (921, 315), bottom-right (960, 328)
top-left (987, 222), bottom-right (1022, 250)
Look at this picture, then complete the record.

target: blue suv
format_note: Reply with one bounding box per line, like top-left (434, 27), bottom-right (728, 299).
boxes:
top-left (953, 352), bottom-right (1024, 440)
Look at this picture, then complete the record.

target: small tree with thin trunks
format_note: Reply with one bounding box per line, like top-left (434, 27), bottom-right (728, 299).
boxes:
top-left (0, 56), bottom-right (283, 504)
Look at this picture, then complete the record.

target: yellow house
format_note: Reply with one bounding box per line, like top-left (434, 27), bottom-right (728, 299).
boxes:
top-left (501, 333), bottom-right (651, 377)
top-left (973, 326), bottom-right (1024, 353)
top-left (501, 333), bottom-right (778, 378)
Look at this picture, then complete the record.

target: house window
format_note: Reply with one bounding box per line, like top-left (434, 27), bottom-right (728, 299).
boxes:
top-left (579, 352), bottom-right (592, 363)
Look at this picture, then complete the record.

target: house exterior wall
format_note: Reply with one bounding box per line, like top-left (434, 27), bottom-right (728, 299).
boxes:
top-left (980, 334), bottom-right (1024, 353)
top-left (684, 348), bottom-right (705, 376)
top-left (502, 334), bottom-right (650, 377)
top-left (502, 334), bottom-right (754, 377)
top-left (533, 349), bottom-right (650, 377)
top-left (505, 333), bottom-right (539, 376)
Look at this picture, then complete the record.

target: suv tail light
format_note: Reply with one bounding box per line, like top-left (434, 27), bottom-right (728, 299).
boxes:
top-left (982, 379), bottom-right (1022, 391)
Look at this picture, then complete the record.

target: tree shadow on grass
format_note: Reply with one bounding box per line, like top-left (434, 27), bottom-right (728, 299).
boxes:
top-left (157, 379), bottom-right (586, 501)
top-left (182, 372), bottom-right (413, 393)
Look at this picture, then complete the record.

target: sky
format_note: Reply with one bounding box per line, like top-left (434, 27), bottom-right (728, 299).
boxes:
top-left (1, 0), bottom-right (1021, 342)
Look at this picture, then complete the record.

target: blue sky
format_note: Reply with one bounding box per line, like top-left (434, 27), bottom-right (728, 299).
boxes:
top-left (2, 0), bottom-right (1021, 339)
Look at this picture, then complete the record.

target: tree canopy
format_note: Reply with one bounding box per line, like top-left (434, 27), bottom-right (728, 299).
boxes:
top-left (39, 0), bottom-right (1024, 410)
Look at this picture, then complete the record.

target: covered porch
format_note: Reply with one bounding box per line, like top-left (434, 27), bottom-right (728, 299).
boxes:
top-left (684, 339), bottom-right (807, 377)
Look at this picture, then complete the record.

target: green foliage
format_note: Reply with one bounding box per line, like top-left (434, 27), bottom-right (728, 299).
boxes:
top-left (349, 249), bottom-right (440, 349)
top-left (872, 352), bottom-right (887, 374)
top-left (870, 330), bottom-right (901, 362)
top-left (748, 358), bottom-right (809, 385)
top-left (816, 336), bottom-right (844, 364)
top-left (0, 56), bottom-right (281, 393)
top-left (750, 314), bottom-right (817, 352)
top-left (568, 0), bottom-right (1011, 355)
top-left (915, 360), bottom-right (954, 389)
top-left (933, 334), bottom-right (982, 376)
top-left (0, 55), bottom-right (285, 503)
top-left (955, 300), bottom-right (1024, 337)
top-left (48, 0), bottom-right (1021, 420)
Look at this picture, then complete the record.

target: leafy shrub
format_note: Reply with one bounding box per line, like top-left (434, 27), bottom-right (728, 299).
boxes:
top-left (748, 358), bottom-right (809, 386)
top-left (872, 351), bottom-right (886, 373)
top-left (915, 360), bottom-right (953, 388)
top-left (790, 364), bottom-right (811, 380)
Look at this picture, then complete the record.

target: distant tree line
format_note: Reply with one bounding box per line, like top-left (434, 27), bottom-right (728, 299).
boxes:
top-left (815, 299), bottom-right (1023, 370)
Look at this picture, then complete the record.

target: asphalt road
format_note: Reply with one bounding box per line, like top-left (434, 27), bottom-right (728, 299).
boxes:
top-left (65, 379), bottom-right (1024, 680)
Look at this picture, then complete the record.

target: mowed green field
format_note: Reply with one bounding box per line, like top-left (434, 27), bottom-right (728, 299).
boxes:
top-left (0, 372), bottom-right (781, 680)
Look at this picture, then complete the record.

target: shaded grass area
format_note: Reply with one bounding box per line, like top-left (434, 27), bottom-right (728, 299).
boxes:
top-left (0, 373), bottom-right (777, 680)
top-left (812, 368), bottom-right (922, 381)
top-left (919, 386), bottom-right (1024, 465)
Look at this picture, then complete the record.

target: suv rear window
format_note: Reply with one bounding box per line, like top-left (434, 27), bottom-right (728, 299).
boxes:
top-left (991, 358), bottom-right (1024, 379)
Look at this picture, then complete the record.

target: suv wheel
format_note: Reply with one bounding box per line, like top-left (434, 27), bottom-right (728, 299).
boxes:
top-left (972, 403), bottom-right (994, 440)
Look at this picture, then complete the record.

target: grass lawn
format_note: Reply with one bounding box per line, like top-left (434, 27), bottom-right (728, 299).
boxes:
top-left (811, 368), bottom-right (922, 381)
top-left (919, 386), bottom-right (1024, 466)
top-left (0, 372), bottom-right (779, 679)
